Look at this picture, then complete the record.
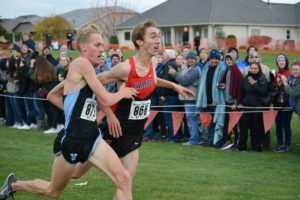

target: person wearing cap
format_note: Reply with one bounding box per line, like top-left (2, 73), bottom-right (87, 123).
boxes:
top-left (227, 47), bottom-right (246, 71)
top-left (169, 51), bottom-right (203, 145)
top-left (218, 49), bottom-right (226, 68)
top-left (196, 49), bottom-right (225, 147)
top-left (273, 54), bottom-right (292, 153)
top-left (218, 53), bottom-right (243, 150)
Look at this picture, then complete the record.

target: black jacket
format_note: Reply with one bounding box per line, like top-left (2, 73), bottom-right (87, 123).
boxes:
top-left (241, 73), bottom-right (268, 107)
top-left (157, 59), bottom-right (180, 97)
top-left (17, 65), bottom-right (40, 95)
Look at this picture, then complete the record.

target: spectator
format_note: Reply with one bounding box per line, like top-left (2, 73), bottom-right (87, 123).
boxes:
top-left (174, 54), bottom-right (190, 140)
top-left (196, 49), bottom-right (225, 146)
top-left (42, 45), bottom-right (57, 66)
top-left (0, 55), bottom-right (7, 125)
top-left (273, 54), bottom-right (292, 153)
top-left (115, 48), bottom-right (124, 62)
top-left (182, 46), bottom-right (190, 61)
top-left (106, 48), bottom-right (115, 67)
top-left (241, 45), bottom-right (258, 67)
top-left (143, 52), bottom-right (167, 141)
top-left (194, 32), bottom-right (201, 56)
top-left (198, 48), bottom-right (209, 71)
top-left (228, 47), bottom-right (246, 71)
top-left (45, 33), bottom-right (52, 47)
top-left (159, 49), bottom-right (182, 143)
top-left (219, 53), bottom-right (243, 150)
top-left (169, 52), bottom-right (201, 145)
top-left (111, 54), bottom-right (120, 67)
top-left (17, 58), bottom-right (37, 130)
top-left (277, 60), bottom-right (300, 156)
top-left (20, 45), bottom-right (32, 67)
top-left (66, 31), bottom-right (73, 50)
top-left (0, 57), bottom-right (23, 128)
top-left (57, 54), bottom-right (70, 82)
top-left (237, 62), bottom-right (268, 152)
top-left (218, 49), bottom-right (226, 68)
top-left (30, 56), bottom-right (59, 132)
top-left (13, 32), bottom-right (36, 53)
top-left (206, 41), bottom-right (218, 54)
top-left (182, 27), bottom-right (189, 46)
top-left (242, 51), bottom-right (271, 82)
top-left (58, 44), bottom-right (72, 61)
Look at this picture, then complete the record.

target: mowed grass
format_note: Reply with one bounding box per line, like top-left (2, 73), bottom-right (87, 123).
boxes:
top-left (0, 49), bottom-right (299, 199)
top-left (1, 115), bottom-right (300, 200)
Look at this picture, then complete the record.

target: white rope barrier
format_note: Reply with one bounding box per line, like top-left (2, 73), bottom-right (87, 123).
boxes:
top-left (0, 93), bottom-right (294, 114)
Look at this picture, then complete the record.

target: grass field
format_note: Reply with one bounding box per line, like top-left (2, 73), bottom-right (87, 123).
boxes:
top-left (0, 49), bottom-right (300, 199)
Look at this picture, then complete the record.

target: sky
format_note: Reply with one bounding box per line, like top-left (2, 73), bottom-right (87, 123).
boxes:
top-left (0, 0), bottom-right (299, 19)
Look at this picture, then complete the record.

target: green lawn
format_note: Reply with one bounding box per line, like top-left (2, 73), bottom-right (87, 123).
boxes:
top-left (1, 49), bottom-right (300, 199)
top-left (1, 116), bottom-right (300, 200)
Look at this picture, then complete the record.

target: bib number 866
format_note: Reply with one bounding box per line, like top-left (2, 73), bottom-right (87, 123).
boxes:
top-left (129, 100), bottom-right (151, 120)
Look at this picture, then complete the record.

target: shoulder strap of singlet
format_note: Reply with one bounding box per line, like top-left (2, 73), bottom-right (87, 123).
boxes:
top-left (128, 57), bottom-right (154, 78)
top-left (128, 57), bottom-right (137, 78)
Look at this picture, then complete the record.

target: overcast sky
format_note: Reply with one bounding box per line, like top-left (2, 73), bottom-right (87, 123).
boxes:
top-left (1, 0), bottom-right (299, 19)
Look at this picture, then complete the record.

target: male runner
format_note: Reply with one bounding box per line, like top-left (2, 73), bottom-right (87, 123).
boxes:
top-left (68, 19), bottom-right (195, 182)
top-left (0, 24), bottom-right (137, 200)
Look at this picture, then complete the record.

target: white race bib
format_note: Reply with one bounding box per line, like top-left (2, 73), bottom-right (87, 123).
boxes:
top-left (128, 100), bottom-right (151, 120)
top-left (80, 98), bottom-right (97, 121)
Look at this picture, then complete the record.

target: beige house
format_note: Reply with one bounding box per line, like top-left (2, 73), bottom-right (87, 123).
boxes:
top-left (114, 0), bottom-right (300, 50)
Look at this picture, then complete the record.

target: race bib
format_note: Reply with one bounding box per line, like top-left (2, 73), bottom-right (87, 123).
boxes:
top-left (128, 100), bottom-right (151, 120)
top-left (80, 98), bottom-right (97, 121)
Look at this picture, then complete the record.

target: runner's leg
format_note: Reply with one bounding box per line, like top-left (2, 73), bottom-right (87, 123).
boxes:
top-left (120, 149), bottom-right (139, 179)
top-left (88, 139), bottom-right (132, 200)
top-left (72, 162), bottom-right (93, 179)
top-left (11, 155), bottom-right (74, 198)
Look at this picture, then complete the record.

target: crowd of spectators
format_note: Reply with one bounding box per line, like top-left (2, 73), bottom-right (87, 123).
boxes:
top-left (0, 35), bottom-right (299, 157)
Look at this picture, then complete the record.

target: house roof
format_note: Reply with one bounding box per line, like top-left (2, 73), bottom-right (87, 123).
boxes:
top-left (60, 6), bottom-right (138, 30)
top-left (115, 0), bottom-right (300, 29)
top-left (1, 15), bottom-right (43, 32)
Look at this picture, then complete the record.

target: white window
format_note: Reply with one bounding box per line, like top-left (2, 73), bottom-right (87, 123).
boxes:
top-left (124, 32), bottom-right (130, 41)
top-left (251, 29), bottom-right (260, 36)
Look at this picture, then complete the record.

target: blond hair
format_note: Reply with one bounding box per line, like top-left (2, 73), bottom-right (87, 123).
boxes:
top-left (76, 24), bottom-right (101, 52)
top-left (132, 19), bottom-right (157, 49)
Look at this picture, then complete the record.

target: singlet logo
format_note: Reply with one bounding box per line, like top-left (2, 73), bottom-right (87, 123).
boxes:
top-left (132, 79), bottom-right (153, 90)
top-left (70, 153), bottom-right (78, 161)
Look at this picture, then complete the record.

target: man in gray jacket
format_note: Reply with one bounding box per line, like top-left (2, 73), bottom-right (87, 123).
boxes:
top-left (168, 51), bottom-right (203, 145)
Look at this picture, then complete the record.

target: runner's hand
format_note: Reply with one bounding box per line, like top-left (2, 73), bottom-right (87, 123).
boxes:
top-left (174, 84), bottom-right (195, 98)
top-left (107, 112), bottom-right (122, 138)
top-left (119, 83), bottom-right (138, 100)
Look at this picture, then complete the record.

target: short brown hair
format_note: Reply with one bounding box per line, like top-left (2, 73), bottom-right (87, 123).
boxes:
top-left (132, 19), bottom-right (157, 49)
top-left (76, 24), bottom-right (101, 52)
top-left (291, 60), bottom-right (300, 68)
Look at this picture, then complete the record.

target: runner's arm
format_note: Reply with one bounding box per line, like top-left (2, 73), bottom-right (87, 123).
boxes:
top-left (157, 78), bottom-right (196, 98)
top-left (47, 81), bottom-right (65, 110)
top-left (79, 59), bottom-right (137, 106)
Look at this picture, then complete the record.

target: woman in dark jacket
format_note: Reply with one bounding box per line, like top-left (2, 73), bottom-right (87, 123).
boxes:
top-left (17, 58), bottom-right (37, 129)
top-left (237, 62), bottom-right (268, 152)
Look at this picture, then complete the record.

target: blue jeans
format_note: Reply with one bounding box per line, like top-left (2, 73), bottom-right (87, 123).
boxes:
top-left (198, 106), bottom-right (216, 146)
top-left (162, 95), bottom-right (181, 143)
top-left (275, 110), bottom-right (293, 146)
top-left (8, 93), bottom-right (23, 124)
top-left (33, 92), bottom-right (45, 120)
top-left (23, 93), bottom-right (36, 125)
top-left (5, 96), bottom-right (14, 126)
top-left (185, 102), bottom-right (201, 145)
top-left (144, 96), bottom-right (158, 140)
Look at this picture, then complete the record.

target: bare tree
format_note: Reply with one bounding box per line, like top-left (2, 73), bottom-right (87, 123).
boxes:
top-left (89, 0), bottom-right (138, 41)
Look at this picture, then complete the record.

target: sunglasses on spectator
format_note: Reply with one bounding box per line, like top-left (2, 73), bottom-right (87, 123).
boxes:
top-left (250, 56), bottom-right (259, 58)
